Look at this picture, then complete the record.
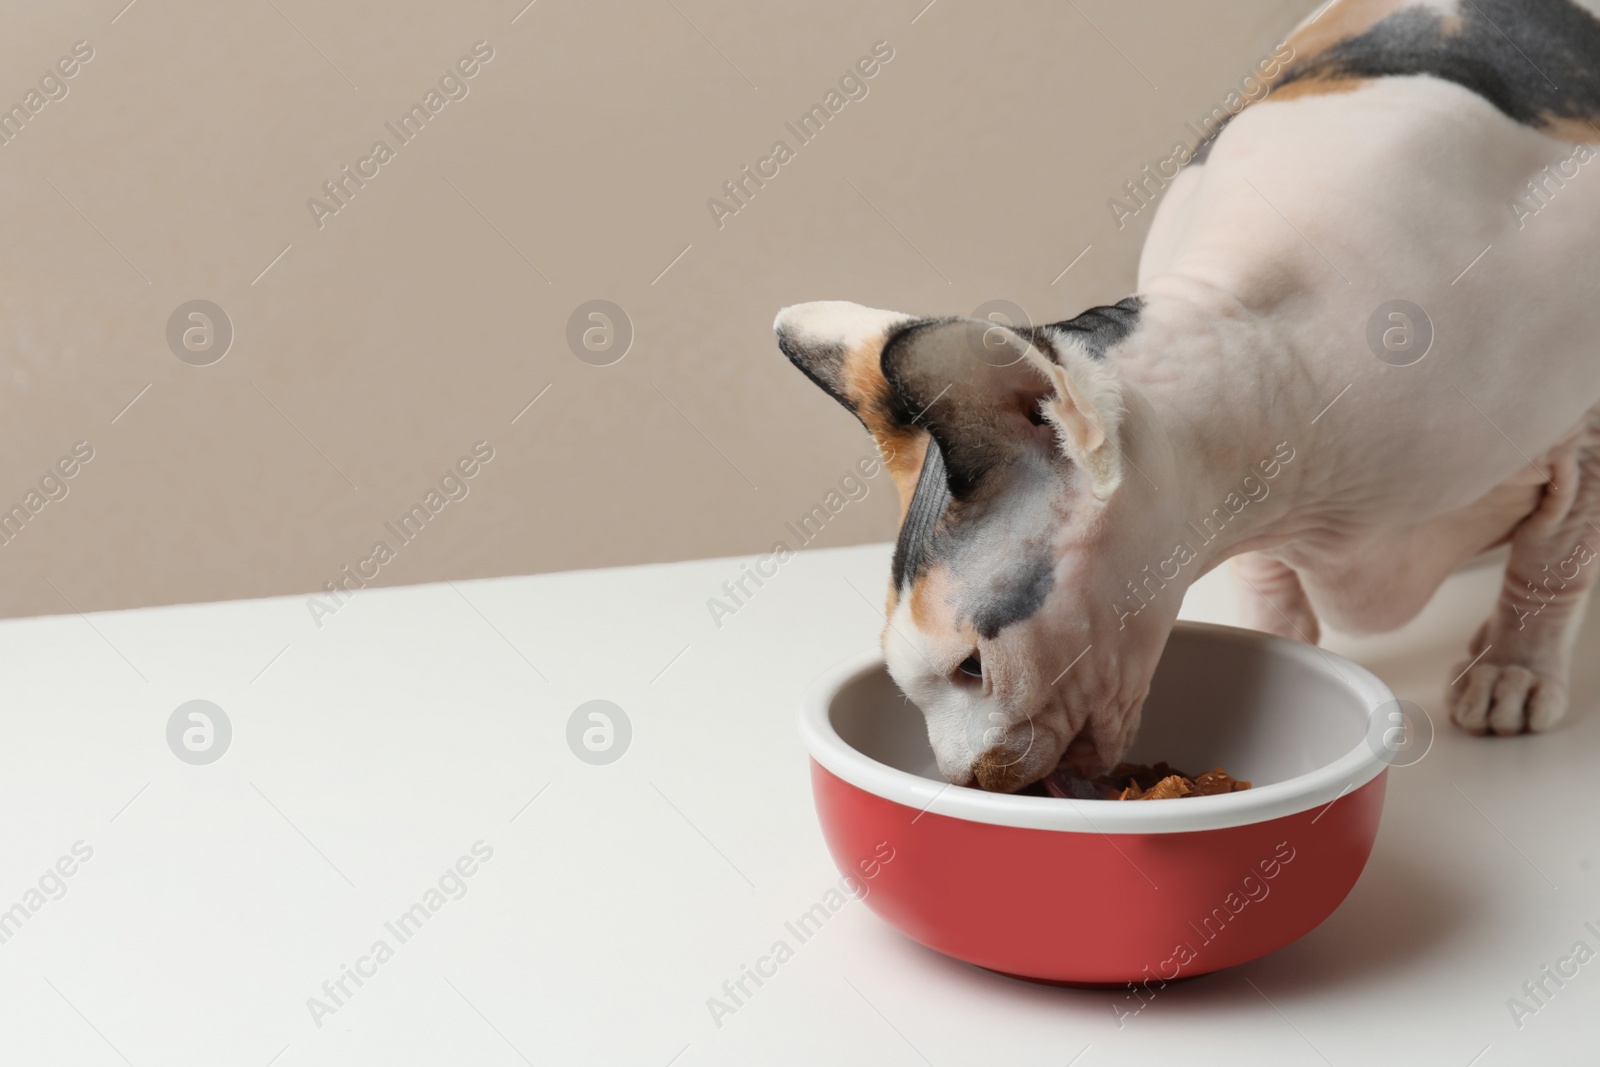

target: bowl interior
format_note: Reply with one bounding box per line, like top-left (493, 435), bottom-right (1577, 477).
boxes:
top-left (830, 623), bottom-right (1370, 789)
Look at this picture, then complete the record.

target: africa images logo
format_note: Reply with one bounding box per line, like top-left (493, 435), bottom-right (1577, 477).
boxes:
top-left (704, 40), bottom-right (895, 231)
top-left (305, 841), bottom-right (495, 1028)
top-left (305, 41), bottom-right (496, 231)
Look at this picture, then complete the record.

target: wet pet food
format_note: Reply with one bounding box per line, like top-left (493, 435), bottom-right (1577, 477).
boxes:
top-left (1026, 761), bottom-right (1252, 801)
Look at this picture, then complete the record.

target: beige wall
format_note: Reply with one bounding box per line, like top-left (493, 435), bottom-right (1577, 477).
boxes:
top-left (0, 0), bottom-right (1310, 618)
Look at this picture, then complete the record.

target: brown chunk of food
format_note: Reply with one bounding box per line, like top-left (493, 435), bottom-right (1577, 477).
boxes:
top-left (1191, 767), bottom-right (1251, 796)
top-left (1127, 774), bottom-right (1193, 801)
top-left (1026, 761), bottom-right (1252, 801)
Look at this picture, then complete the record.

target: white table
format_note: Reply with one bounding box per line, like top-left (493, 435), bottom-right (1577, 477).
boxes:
top-left (0, 543), bottom-right (1593, 1065)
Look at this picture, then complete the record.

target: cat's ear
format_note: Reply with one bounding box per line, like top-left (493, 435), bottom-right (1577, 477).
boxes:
top-left (1014, 333), bottom-right (1125, 498)
top-left (774, 302), bottom-right (1126, 507)
top-left (774, 301), bottom-right (928, 504)
top-left (774, 302), bottom-right (913, 423)
top-left (877, 319), bottom-right (1125, 500)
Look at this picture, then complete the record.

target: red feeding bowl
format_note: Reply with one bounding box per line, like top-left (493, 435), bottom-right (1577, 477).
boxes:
top-left (801, 621), bottom-right (1394, 986)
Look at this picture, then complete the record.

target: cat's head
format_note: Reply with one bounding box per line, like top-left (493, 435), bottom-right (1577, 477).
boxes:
top-left (775, 299), bottom-right (1187, 791)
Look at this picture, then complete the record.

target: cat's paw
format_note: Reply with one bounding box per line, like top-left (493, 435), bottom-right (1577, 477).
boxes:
top-left (1449, 661), bottom-right (1568, 736)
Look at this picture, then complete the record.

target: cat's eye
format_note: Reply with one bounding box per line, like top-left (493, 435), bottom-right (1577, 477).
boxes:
top-left (956, 653), bottom-right (982, 679)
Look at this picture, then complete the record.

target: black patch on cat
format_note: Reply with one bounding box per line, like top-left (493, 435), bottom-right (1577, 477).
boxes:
top-left (1037, 296), bottom-right (1144, 361)
top-left (880, 317), bottom-right (1001, 501)
top-left (970, 552), bottom-right (1055, 639)
top-left (878, 318), bottom-right (947, 431)
top-left (1277, 0), bottom-right (1600, 129)
top-left (889, 440), bottom-right (1056, 636)
top-left (892, 439), bottom-right (953, 591)
top-left (879, 317), bottom-right (959, 431)
top-left (776, 331), bottom-right (858, 417)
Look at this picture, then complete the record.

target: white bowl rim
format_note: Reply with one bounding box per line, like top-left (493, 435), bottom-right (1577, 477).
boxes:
top-left (799, 620), bottom-right (1393, 834)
